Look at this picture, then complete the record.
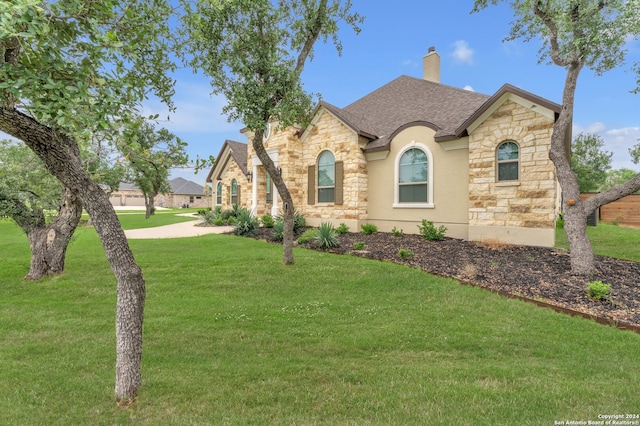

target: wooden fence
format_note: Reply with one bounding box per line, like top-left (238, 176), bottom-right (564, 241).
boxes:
top-left (581, 193), bottom-right (640, 227)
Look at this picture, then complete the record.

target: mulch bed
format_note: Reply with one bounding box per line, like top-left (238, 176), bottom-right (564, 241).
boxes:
top-left (249, 228), bottom-right (640, 330)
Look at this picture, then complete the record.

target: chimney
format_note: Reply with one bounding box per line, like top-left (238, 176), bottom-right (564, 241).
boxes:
top-left (423, 46), bottom-right (440, 83)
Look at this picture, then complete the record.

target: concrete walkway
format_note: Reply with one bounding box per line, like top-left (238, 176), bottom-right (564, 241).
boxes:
top-left (124, 217), bottom-right (233, 239)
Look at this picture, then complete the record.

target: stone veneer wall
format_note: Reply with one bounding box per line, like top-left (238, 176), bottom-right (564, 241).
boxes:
top-left (468, 100), bottom-right (557, 243)
top-left (300, 111), bottom-right (368, 225)
top-left (215, 161), bottom-right (249, 210)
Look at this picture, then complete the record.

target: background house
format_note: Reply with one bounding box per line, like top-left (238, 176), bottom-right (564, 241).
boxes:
top-left (207, 48), bottom-right (563, 247)
top-left (109, 177), bottom-right (211, 208)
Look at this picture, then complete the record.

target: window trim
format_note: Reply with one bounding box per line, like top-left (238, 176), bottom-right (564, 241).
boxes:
top-left (317, 150), bottom-right (335, 204)
top-left (216, 181), bottom-right (222, 205)
top-left (393, 142), bottom-right (434, 209)
top-left (496, 140), bottom-right (520, 182)
top-left (231, 179), bottom-right (238, 205)
top-left (265, 172), bottom-right (272, 204)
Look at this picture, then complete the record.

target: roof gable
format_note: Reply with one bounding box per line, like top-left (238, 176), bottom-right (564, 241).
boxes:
top-left (169, 177), bottom-right (205, 195)
top-left (205, 139), bottom-right (248, 182)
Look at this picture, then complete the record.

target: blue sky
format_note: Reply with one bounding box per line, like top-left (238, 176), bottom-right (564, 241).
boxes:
top-left (8, 2), bottom-right (640, 186)
top-left (157, 1), bottom-right (640, 185)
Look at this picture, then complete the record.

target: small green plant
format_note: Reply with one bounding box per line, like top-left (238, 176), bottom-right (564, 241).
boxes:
top-left (293, 210), bottom-right (306, 234)
top-left (391, 227), bottom-right (404, 237)
top-left (352, 241), bottom-right (365, 250)
top-left (587, 281), bottom-right (612, 302)
top-left (418, 219), bottom-right (447, 241)
top-left (234, 208), bottom-right (259, 236)
top-left (314, 222), bottom-right (339, 249)
top-left (261, 213), bottom-right (275, 228)
top-left (398, 249), bottom-right (413, 259)
top-left (361, 223), bottom-right (378, 235)
top-left (213, 217), bottom-right (225, 226)
top-left (297, 229), bottom-right (318, 244)
top-left (336, 223), bottom-right (349, 234)
top-left (199, 210), bottom-right (218, 226)
top-left (271, 219), bottom-right (284, 241)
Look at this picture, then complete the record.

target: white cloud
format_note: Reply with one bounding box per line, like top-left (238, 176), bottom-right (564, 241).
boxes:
top-left (142, 80), bottom-right (240, 134)
top-left (402, 59), bottom-right (418, 68)
top-left (463, 85), bottom-right (475, 92)
top-left (451, 40), bottom-right (474, 65)
top-left (571, 123), bottom-right (640, 170)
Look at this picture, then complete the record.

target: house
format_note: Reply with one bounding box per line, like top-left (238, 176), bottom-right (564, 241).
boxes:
top-left (206, 48), bottom-right (564, 247)
top-left (109, 177), bottom-right (211, 208)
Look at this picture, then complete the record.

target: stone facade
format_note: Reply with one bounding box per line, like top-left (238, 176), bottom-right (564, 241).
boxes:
top-left (467, 100), bottom-right (556, 244)
top-left (214, 161), bottom-right (249, 210)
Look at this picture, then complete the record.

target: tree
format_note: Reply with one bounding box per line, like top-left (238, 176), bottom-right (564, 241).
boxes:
top-left (0, 139), bottom-right (82, 279)
top-left (125, 121), bottom-right (188, 219)
top-left (181, 0), bottom-right (364, 264)
top-left (473, 0), bottom-right (640, 275)
top-left (0, 0), bottom-right (176, 402)
top-left (570, 133), bottom-right (612, 192)
top-left (602, 168), bottom-right (640, 192)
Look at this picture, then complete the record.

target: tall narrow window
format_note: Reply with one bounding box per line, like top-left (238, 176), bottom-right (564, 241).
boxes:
top-left (497, 141), bottom-right (519, 181)
top-left (266, 172), bottom-right (272, 204)
top-left (231, 179), bottom-right (238, 205)
top-left (317, 151), bottom-right (335, 203)
top-left (216, 181), bottom-right (222, 205)
top-left (398, 148), bottom-right (428, 203)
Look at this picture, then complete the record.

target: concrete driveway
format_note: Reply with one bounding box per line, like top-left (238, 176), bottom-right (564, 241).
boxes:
top-left (123, 217), bottom-right (233, 239)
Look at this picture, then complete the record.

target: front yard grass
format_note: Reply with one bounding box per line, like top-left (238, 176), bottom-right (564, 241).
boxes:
top-left (1, 219), bottom-right (639, 425)
top-left (556, 222), bottom-right (640, 262)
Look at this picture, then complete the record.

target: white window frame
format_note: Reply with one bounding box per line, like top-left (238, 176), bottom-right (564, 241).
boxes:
top-left (393, 141), bottom-right (434, 209)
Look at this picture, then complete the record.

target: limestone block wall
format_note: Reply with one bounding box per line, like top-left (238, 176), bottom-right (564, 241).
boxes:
top-left (214, 161), bottom-right (249, 210)
top-left (300, 111), bottom-right (368, 225)
top-left (468, 100), bottom-right (557, 245)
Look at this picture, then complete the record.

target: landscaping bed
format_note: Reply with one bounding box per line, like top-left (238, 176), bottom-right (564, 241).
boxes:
top-left (251, 228), bottom-right (640, 329)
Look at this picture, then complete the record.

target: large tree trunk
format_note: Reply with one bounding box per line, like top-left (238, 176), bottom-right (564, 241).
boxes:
top-left (251, 132), bottom-right (295, 264)
top-left (24, 188), bottom-right (82, 280)
top-left (548, 61), bottom-right (598, 275)
top-left (0, 107), bottom-right (145, 403)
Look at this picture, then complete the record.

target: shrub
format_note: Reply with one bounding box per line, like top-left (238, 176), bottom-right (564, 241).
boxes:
top-left (234, 208), bottom-right (259, 236)
top-left (336, 223), bottom-right (349, 234)
top-left (352, 241), bottom-right (365, 250)
top-left (297, 229), bottom-right (318, 244)
top-left (197, 207), bottom-right (212, 215)
top-left (418, 219), bottom-right (447, 241)
top-left (199, 210), bottom-right (218, 226)
top-left (293, 210), bottom-right (306, 234)
top-left (361, 223), bottom-right (378, 235)
top-left (271, 219), bottom-right (284, 241)
top-left (213, 217), bottom-right (225, 226)
top-left (314, 222), bottom-right (339, 249)
top-left (261, 213), bottom-right (275, 228)
top-left (391, 226), bottom-right (404, 237)
top-left (221, 208), bottom-right (235, 221)
top-left (587, 281), bottom-right (612, 302)
top-left (398, 249), bottom-right (413, 259)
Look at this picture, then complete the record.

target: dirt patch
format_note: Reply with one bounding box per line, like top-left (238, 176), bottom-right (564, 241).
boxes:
top-left (250, 228), bottom-right (640, 329)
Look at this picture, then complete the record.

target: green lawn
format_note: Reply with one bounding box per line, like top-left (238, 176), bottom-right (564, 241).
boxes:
top-left (556, 222), bottom-right (640, 262)
top-left (1, 215), bottom-right (639, 425)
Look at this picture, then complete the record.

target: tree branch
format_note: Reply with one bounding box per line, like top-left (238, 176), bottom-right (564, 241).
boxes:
top-left (294, 0), bottom-right (328, 74)
top-left (533, 1), bottom-right (573, 66)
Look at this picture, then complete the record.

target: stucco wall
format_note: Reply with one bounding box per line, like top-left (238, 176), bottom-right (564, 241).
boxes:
top-left (366, 125), bottom-right (470, 238)
top-left (467, 100), bottom-right (557, 246)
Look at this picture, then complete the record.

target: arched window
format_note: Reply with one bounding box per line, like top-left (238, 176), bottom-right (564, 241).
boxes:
top-left (216, 181), bottom-right (222, 205)
top-left (399, 148), bottom-right (428, 203)
top-left (231, 179), bottom-right (238, 205)
top-left (497, 141), bottom-right (519, 181)
top-left (317, 151), bottom-right (335, 203)
top-left (394, 144), bottom-right (433, 208)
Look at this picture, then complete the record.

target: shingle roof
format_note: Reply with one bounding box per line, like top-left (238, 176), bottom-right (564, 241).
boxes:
top-left (341, 75), bottom-right (490, 151)
top-left (169, 177), bottom-right (204, 195)
top-left (205, 139), bottom-right (248, 182)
